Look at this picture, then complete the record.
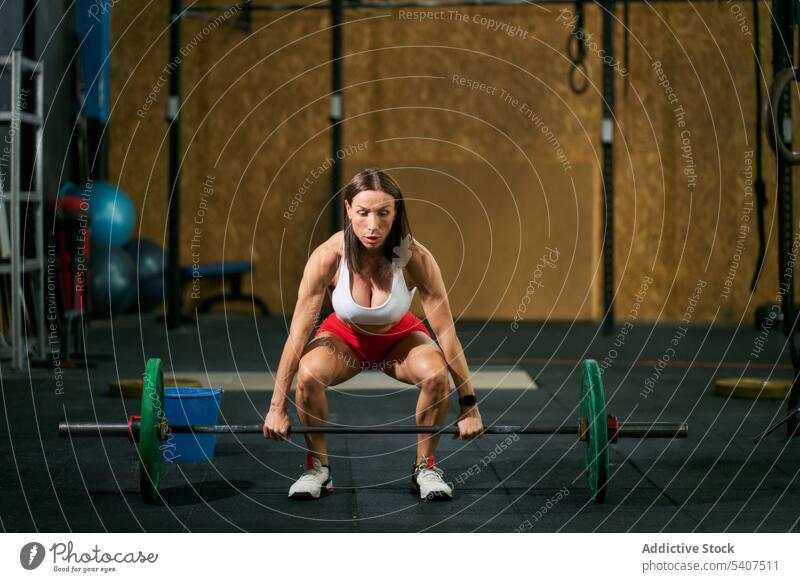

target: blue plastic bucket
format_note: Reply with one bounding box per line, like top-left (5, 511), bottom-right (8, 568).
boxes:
top-left (162, 386), bottom-right (223, 463)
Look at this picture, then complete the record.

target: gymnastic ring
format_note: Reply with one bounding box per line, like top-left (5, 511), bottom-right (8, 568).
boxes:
top-left (567, 32), bottom-right (587, 63)
top-left (764, 67), bottom-right (800, 165)
top-left (569, 60), bottom-right (589, 95)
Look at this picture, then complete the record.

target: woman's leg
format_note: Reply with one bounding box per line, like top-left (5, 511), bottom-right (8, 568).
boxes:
top-left (296, 332), bottom-right (362, 465)
top-left (381, 332), bottom-right (449, 463)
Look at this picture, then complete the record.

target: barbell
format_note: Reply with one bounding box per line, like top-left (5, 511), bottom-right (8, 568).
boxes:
top-left (58, 358), bottom-right (688, 504)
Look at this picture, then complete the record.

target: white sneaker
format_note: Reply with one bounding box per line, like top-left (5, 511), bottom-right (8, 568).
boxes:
top-left (411, 456), bottom-right (453, 501)
top-left (288, 454), bottom-right (333, 499)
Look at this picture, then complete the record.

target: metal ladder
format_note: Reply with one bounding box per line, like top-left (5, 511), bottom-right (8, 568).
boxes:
top-left (0, 51), bottom-right (45, 369)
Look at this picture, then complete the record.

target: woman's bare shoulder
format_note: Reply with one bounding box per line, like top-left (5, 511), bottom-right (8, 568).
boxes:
top-left (408, 236), bottom-right (430, 258)
top-left (307, 231), bottom-right (344, 279)
top-left (319, 230), bottom-right (344, 254)
top-left (407, 236), bottom-right (434, 264)
top-left (404, 236), bottom-right (437, 288)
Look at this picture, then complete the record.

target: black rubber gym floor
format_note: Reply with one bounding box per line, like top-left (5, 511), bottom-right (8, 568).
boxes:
top-left (2, 314), bottom-right (799, 532)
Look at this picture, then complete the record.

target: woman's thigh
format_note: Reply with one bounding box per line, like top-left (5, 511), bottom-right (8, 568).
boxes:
top-left (297, 331), bottom-right (363, 387)
top-left (380, 331), bottom-right (447, 385)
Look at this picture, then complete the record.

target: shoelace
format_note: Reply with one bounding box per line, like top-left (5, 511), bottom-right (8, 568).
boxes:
top-left (297, 465), bottom-right (327, 482)
top-left (416, 463), bottom-right (445, 483)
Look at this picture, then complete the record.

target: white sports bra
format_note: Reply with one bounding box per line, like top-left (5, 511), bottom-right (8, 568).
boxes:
top-left (331, 239), bottom-right (416, 325)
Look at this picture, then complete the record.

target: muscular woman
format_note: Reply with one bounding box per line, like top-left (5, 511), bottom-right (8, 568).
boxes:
top-left (263, 168), bottom-right (483, 501)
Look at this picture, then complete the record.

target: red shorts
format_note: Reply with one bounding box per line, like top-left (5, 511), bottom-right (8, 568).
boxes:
top-left (314, 311), bottom-right (431, 368)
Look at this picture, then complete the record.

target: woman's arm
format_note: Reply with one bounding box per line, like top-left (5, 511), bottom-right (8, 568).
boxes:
top-left (407, 241), bottom-right (483, 437)
top-left (263, 239), bottom-right (339, 439)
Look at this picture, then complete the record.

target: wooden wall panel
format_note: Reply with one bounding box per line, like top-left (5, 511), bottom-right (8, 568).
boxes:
top-left (109, 2), bottom-right (800, 323)
top-left (342, 161), bottom-right (600, 321)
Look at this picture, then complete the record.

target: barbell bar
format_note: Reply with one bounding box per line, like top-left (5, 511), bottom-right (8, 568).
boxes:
top-left (58, 420), bottom-right (688, 439)
top-left (57, 358), bottom-right (688, 504)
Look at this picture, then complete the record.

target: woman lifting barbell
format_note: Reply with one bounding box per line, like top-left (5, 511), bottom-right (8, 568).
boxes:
top-left (262, 168), bottom-right (484, 500)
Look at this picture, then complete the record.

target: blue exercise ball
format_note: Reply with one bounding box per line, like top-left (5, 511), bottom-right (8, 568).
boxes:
top-left (91, 246), bottom-right (137, 317)
top-left (123, 239), bottom-right (166, 312)
top-left (82, 181), bottom-right (136, 248)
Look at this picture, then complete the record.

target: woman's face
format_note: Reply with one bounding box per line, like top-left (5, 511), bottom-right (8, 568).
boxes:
top-left (345, 190), bottom-right (396, 250)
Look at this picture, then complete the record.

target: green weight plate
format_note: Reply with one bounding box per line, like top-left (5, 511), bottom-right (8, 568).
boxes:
top-left (580, 359), bottom-right (609, 502)
top-left (139, 358), bottom-right (164, 503)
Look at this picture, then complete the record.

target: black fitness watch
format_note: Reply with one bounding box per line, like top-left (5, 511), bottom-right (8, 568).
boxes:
top-left (458, 394), bottom-right (477, 407)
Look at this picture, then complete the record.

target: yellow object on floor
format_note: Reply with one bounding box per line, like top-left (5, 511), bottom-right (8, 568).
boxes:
top-left (714, 377), bottom-right (791, 400)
